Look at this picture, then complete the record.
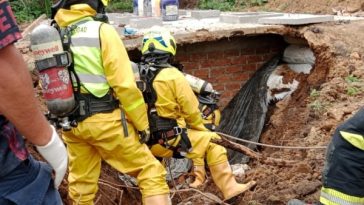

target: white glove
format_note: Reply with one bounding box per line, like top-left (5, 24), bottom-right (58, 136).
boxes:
top-left (36, 125), bottom-right (68, 189)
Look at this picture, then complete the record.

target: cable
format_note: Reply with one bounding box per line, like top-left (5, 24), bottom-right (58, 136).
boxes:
top-left (216, 132), bottom-right (327, 150)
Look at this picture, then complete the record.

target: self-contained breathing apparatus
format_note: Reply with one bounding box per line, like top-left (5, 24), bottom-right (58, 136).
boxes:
top-left (174, 64), bottom-right (221, 131)
top-left (183, 73), bottom-right (221, 131)
top-left (30, 19), bottom-right (118, 131)
top-left (136, 62), bottom-right (192, 157)
top-left (198, 93), bottom-right (221, 131)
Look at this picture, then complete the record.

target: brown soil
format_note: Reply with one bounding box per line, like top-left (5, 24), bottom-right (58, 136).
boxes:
top-left (18, 1), bottom-right (364, 204)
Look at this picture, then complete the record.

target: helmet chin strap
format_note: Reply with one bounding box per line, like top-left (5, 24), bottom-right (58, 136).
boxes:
top-left (94, 1), bottom-right (108, 23)
top-left (96, 0), bottom-right (106, 13)
top-left (51, 0), bottom-right (66, 19)
top-left (142, 54), bottom-right (171, 67)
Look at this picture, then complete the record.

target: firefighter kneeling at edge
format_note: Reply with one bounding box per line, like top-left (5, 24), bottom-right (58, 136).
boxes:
top-left (288, 107), bottom-right (364, 205)
top-left (136, 27), bottom-right (257, 202)
top-left (51, 0), bottom-right (171, 204)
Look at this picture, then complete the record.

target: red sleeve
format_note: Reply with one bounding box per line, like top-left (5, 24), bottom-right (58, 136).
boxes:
top-left (0, 0), bottom-right (21, 49)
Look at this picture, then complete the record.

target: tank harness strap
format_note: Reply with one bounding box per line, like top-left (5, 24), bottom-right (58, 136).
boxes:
top-left (201, 104), bottom-right (218, 130)
top-left (120, 109), bottom-right (129, 137)
top-left (139, 63), bottom-right (193, 156)
top-left (54, 19), bottom-right (120, 123)
top-left (202, 105), bottom-right (214, 119)
top-left (35, 52), bottom-right (72, 72)
top-left (70, 91), bottom-right (119, 122)
top-left (155, 127), bottom-right (192, 158)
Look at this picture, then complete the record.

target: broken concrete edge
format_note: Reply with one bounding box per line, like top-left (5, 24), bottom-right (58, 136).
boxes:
top-left (258, 14), bottom-right (335, 25)
top-left (123, 24), bottom-right (285, 51)
top-left (220, 12), bottom-right (284, 24)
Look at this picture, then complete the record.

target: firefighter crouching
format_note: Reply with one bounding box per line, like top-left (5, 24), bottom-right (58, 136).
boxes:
top-left (49, 0), bottom-right (170, 204)
top-left (132, 62), bottom-right (222, 189)
top-left (137, 27), bottom-right (256, 202)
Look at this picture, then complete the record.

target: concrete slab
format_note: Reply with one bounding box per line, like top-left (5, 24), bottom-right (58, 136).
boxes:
top-left (129, 17), bottom-right (163, 29)
top-left (113, 16), bottom-right (138, 25)
top-left (258, 14), bottom-right (334, 25)
top-left (107, 13), bottom-right (139, 25)
top-left (191, 10), bottom-right (221, 19)
top-left (104, 11), bottom-right (359, 50)
top-left (178, 9), bottom-right (188, 16)
top-left (220, 12), bottom-right (283, 24)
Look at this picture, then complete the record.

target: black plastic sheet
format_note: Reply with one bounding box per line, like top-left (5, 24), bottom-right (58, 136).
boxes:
top-left (217, 55), bottom-right (281, 164)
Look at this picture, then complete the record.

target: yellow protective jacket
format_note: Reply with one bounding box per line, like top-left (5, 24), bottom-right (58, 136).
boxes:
top-left (54, 4), bottom-right (148, 131)
top-left (149, 66), bottom-right (226, 166)
top-left (152, 67), bottom-right (207, 131)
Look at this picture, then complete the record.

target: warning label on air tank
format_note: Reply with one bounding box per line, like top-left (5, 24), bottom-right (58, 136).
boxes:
top-left (40, 67), bottom-right (73, 100)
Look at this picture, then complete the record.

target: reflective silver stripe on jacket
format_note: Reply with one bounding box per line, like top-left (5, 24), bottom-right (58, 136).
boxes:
top-left (77, 73), bottom-right (107, 84)
top-left (72, 37), bottom-right (100, 48)
top-left (321, 191), bottom-right (364, 205)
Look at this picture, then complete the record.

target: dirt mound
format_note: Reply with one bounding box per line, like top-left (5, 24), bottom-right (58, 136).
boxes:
top-left (242, 20), bottom-right (364, 204)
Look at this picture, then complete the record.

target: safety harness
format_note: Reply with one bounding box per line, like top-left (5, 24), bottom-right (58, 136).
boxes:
top-left (197, 94), bottom-right (220, 131)
top-left (138, 62), bottom-right (192, 157)
top-left (199, 103), bottom-right (218, 131)
top-left (52, 19), bottom-right (119, 125)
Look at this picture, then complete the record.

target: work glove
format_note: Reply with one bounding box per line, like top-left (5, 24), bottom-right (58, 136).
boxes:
top-left (139, 128), bottom-right (151, 144)
top-left (36, 125), bottom-right (68, 189)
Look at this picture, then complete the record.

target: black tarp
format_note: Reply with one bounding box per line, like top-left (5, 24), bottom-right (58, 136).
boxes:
top-left (217, 55), bottom-right (281, 164)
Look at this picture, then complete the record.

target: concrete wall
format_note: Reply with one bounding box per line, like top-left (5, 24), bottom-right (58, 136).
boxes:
top-left (175, 35), bottom-right (286, 107)
top-left (128, 34), bottom-right (286, 108)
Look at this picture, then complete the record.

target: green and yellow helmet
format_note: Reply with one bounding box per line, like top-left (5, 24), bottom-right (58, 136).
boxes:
top-left (100, 0), bottom-right (109, 6)
top-left (141, 27), bottom-right (177, 56)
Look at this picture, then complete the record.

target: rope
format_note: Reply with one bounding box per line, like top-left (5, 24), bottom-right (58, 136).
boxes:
top-left (216, 132), bottom-right (327, 150)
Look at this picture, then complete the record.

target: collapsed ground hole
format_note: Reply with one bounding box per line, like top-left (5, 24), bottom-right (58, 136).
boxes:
top-left (25, 20), bottom-right (364, 205)
top-left (70, 31), bottom-right (330, 205)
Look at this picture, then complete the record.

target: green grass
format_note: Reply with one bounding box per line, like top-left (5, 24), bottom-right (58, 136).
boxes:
top-left (345, 74), bottom-right (362, 96)
top-left (309, 88), bottom-right (320, 99)
top-left (106, 0), bottom-right (133, 13)
top-left (347, 86), bottom-right (361, 96)
top-left (309, 100), bottom-right (328, 113)
top-left (10, 0), bottom-right (51, 23)
top-left (345, 74), bottom-right (360, 83)
top-left (198, 0), bottom-right (235, 11)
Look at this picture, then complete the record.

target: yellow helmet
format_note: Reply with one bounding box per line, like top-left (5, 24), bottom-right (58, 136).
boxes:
top-left (100, 0), bottom-right (109, 6)
top-left (141, 27), bottom-right (176, 56)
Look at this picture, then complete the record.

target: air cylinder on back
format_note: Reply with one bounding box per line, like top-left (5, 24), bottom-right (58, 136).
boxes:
top-left (184, 73), bottom-right (214, 95)
top-left (30, 24), bottom-right (75, 117)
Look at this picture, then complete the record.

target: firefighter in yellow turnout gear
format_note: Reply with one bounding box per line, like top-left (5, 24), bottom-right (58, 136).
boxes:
top-left (52, 1), bottom-right (170, 204)
top-left (138, 27), bottom-right (256, 202)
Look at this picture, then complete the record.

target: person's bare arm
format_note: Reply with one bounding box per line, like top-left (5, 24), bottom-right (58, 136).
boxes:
top-left (0, 44), bottom-right (51, 146)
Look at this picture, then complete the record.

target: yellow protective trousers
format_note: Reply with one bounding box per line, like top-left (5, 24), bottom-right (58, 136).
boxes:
top-left (150, 129), bottom-right (227, 167)
top-left (62, 109), bottom-right (169, 205)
